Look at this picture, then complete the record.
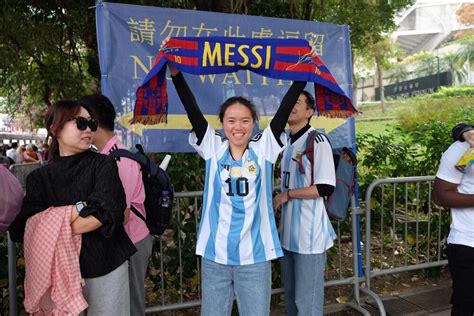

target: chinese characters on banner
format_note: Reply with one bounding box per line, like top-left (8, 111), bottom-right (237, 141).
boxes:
top-left (96, 2), bottom-right (354, 152)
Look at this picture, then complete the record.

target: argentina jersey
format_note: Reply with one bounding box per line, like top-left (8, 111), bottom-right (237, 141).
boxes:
top-left (190, 125), bottom-right (285, 265)
top-left (280, 128), bottom-right (337, 254)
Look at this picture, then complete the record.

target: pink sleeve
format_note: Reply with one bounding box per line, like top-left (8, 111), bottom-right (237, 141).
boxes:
top-left (0, 165), bottom-right (24, 233)
top-left (116, 158), bottom-right (145, 208)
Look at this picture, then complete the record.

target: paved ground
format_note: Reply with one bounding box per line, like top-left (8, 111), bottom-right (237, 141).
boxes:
top-left (322, 283), bottom-right (452, 316)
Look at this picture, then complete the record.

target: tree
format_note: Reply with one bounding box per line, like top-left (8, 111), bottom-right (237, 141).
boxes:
top-left (440, 52), bottom-right (466, 85)
top-left (455, 3), bottom-right (474, 38)
top-left (454, 35), bottom-right (474, 66)
top-left (387, 63), bottom-right (409, 84)
top-left (413, 53), bottom-right (437, 78)
top-left (0, 0), bottom-right (414, 126)
top-left (0, 1), bottom-right (98, 126)
top-left (373, 37), bottom-right (395, 112)
top-left (357, 35), bottom-right (401, 112)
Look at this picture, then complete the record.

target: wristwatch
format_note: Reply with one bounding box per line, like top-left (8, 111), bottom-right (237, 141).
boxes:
top-left (75, 201), bottom-right (86, 215)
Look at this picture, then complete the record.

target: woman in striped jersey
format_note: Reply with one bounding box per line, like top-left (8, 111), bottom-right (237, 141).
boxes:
top-left (169, 63), bottom-right (305, 316)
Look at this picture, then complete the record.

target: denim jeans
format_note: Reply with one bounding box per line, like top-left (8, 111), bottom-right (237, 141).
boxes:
top-left (201, 258), bottom-right (271, 316)
top-left (281, 249), bottom-right (326, 316)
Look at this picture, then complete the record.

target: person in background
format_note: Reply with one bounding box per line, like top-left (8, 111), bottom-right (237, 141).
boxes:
top-left (23, 144), bottom-right (38, 162)
top-left (80, 94), bottom-right (152, 316)
top-left (0, 145), bottom-right (11, 167)
top-left (38, 142), bottom-right (50, 161)
top-left (0, 164), bottom-right (23, 233)
top-left (273, 90), bottom-right (336, 316)
top-left (6, 142), bottom-right (20, 164)
top-left (433, 123), bottom-right (474, 316)
top-left (17, 145), bottom-right (26, 163)
top-left (452, 123), bottom-right (474, 146)
top-left (0, 153), bottom-right (11, 167)
top-left (9, 100), bottom-right (136, 315)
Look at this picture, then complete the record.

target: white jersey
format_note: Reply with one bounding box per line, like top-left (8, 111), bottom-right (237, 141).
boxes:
top-left (190, 125), bottom-right (286, 265)
top-left (280, 128), bottom-right (336, 254)
top-left (436, 141), bottom-right (474, 247)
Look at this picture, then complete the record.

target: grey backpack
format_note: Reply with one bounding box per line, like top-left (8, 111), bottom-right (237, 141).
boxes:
top-left (298, 130), bottom-right (357, 221)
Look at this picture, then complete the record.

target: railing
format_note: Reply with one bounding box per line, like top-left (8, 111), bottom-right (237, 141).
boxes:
top-left (7, 162), bottom-right (44, 316)
top-left (6, 161), bottom-right (380, 315)
top-left (144, 192), bottom-right (382, 315)
top-left (362, 176), bottom-right (449, 292)
top-left (7, 169), bottom-right (449, 315)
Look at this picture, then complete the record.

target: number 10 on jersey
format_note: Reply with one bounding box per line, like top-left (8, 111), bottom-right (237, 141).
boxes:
top-left (225, 177), bottom-right (249, 197)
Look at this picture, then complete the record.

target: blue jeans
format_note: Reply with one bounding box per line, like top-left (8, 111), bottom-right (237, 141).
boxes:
top-left (201, 258), bottom-right (271, 316)
top-left (281, 249), bottom-right (326, 316)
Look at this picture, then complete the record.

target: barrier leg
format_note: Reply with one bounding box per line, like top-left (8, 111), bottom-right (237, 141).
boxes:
top-left (8, 232), bottom-right (18, 316)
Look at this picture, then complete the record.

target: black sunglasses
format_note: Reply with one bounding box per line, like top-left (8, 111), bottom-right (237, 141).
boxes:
top-left (70, 116), bottom-right (98, 132)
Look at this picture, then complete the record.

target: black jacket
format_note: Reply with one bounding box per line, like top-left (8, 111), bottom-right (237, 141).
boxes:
top-left (9, 150), bottom-right (136, 278)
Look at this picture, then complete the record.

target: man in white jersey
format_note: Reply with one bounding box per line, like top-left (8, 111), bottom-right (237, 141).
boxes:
top-left (434, 126), bottom-right (474, 316)
top-left (273, 91), bottom-right (336, 316)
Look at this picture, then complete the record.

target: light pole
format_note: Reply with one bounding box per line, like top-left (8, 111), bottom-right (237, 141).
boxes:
top-left (434, 56), bottom-right (440, 91)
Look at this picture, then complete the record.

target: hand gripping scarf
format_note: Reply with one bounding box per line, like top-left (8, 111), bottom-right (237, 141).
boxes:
top-left (133, 36), bottom-right (359, 124)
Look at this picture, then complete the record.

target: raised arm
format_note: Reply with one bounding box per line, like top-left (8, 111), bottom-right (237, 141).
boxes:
top-left (269, 81), bottom-right (307, 139)
top-left (169, 64), bottom-right (208, 143)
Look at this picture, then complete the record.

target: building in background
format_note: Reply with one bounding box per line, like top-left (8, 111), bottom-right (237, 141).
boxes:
top-left (356, 0), bottom-right (474, 102)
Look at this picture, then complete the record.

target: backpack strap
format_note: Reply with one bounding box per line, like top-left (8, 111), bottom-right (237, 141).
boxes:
top-left (109, 148), bottom-right (140, 163)
top-left (109, 147), bottom-right (159, 177)
top-left (130, 205), bottom-right (146, 223)
top-left (297, 130), bottom-right (319, 185)
top-left (109, 148), bottom-right (151, 225)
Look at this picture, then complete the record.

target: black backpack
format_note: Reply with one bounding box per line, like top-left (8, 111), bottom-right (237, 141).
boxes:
top-left (297, 130), bottom-right (357, 221)
top-left (110, 144), bottom-right (173, 236)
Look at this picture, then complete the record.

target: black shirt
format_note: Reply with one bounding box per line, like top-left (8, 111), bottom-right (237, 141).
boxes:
top-left (9, 150), bottom-right (136, 278)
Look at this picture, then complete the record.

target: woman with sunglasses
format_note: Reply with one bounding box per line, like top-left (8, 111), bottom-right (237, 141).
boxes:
top-left (9, 100), bottom-right (136, 315)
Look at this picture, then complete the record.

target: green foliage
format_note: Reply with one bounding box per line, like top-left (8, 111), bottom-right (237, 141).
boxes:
top-left (0, 1), bottom-right (98, 109)
top-left (401, 51), bottom-right (434, 65)
top-left (397, 95), bottom-right (473, 132)
top-left (0, 0), bottom-right (413, 119)
top-left (358, 94), bottom-right (473, 197)
top-left (424, 85), bottom-right (474, 98)
top-left (387, 63), bottom-right (410, 84)
top-left (309, 0), bottom-right (414, 51)
top-left (150, 153), bottom-right (205, 192)
top-left (454, 35), bottom-right (474, 66)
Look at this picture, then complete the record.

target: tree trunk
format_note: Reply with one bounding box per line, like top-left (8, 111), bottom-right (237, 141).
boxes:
top-left (290, 0), bottom-right (297, 19)
top-left (304, 0), bottom-right (313, 20)
top-left (376, 58), bottom-right (386, 112)
top-left (351, 53), bottom-right (357, 103)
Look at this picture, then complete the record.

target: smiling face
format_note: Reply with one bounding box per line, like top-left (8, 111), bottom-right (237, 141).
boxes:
top-left (222, 102), bottom-right (256, 151)
top-left (57, 106), bottom-right (94, 156)
top-left (288, 93), bottom-right (314, 126)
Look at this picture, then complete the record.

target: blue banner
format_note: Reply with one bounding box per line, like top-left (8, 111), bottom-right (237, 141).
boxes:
top-left (96, 1), bottom-right (355, 152)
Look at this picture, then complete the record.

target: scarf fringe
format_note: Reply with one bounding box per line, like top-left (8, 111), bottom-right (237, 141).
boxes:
top-left (317, 110), bottom-right (360, 119)
top-left (130, 114), bottom-right (168, 125)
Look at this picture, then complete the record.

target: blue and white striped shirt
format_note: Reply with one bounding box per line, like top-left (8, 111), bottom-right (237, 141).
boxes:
top-left (280, 128), bottom-right (337, 254)
top-left (191, 125), bottom-right (285, 265)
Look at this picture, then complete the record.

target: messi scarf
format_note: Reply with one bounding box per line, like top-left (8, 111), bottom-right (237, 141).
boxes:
top-left (133, 37), bottom-right (359, 124)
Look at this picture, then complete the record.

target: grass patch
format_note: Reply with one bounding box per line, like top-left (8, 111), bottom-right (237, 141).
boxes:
top-left (355, 119), bottom-right (396, 137)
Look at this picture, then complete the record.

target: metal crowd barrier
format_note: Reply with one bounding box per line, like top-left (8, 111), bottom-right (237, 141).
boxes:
top-left (145, 192), bottom-right (383, 315)
top-left (8, 169), bottom-right (450, 315)
top-left (362, 176), bottom-right (449, 294)
top-left (7, 162), bottom-right (43, 316)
